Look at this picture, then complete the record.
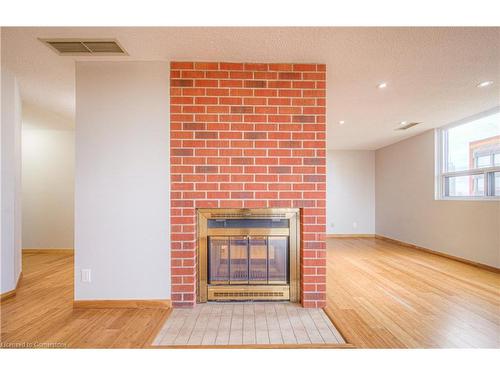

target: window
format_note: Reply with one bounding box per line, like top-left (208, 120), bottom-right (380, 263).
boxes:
top-left (437, 109), bottom-right (500, 200)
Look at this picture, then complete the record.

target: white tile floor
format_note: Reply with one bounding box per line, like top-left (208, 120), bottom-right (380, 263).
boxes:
top-left (152, 302), bottom-right (346, 346)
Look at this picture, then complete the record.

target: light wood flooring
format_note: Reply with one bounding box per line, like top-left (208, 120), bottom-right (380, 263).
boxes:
top-left (152, 302), bottom-right (345, 346)
top-left (1, 238), bottom-right (499, 348)
top-left (326, 238), bottom-right (500, 348)
top-left (0, 252), bottom-right (169, 348)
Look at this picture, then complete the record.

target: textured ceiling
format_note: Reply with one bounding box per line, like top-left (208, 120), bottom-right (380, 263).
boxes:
top-left (1, 27), bottom-right (499, 149)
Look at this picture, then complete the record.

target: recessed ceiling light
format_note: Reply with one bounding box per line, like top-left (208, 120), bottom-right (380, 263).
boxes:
top-left (477, 81), bottom-right (493, 88)
top-left (377, 82), bottom-right (388, 89)
top-left (400, 121), bottom-right (408, 126)
top-left (339, 120), bottom-right (345, 125)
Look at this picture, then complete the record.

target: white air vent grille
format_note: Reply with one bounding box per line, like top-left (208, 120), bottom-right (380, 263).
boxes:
top-left (40, 39), bottom-right (127, 56)
top-left (48, 42), bottom-right (90, 53)
top-left (82, 41), bottom-right (124, 53)
top-left (396, 122), bottom-right (421, 130)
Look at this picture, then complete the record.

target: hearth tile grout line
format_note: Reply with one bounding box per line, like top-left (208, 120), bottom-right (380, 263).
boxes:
top-left (320, 309), bottom-right (345, 343)
top-left (308, 308), bottom-right (333, 343)
top-left (298, 305), bottom-right (323, 344)
top-left (157, 309), bottom-right (186, 345)
top-left (177, 305), bottom-right (202, 345)
top-left (276, 303), bottom-right (296, 344)
top-left (285, 304), bottom-right (303, 344)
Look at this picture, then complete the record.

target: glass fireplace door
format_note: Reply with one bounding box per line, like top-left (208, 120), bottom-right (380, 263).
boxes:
top-left (249, 236), bottom-right (268, 284)
top-left (208, 237), bottom-right (229, 284)
top-left (268, 236), bottom-right (288, 284)
top-left (208, 235), bottom-right (288, 285)
top-left (229, 237), bottom-right (248, 284)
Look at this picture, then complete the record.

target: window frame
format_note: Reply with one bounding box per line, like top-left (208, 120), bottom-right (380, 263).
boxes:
top-left (435, 107), bottom-right (500, 201)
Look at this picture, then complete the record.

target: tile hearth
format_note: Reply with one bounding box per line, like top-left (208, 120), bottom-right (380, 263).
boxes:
top-left (152, 303), bottom-right (345, 346)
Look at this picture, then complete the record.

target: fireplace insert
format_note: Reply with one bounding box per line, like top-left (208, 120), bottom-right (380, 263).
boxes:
top-left (197, 209), bottom-right (300, 302)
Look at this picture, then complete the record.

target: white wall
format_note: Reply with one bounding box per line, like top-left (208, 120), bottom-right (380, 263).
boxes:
top-left (376, 130), bottom-right (500, 268)
top-left (1, 64), bottom-right (22, 294)
top-left (327, 150), bottom-right (375, 235)
top-left (75, 61), bottom-right (170, 300)
top-left (22, 124), bottom-right (74, 250)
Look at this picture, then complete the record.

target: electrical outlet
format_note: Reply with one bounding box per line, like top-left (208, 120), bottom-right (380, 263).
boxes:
top-left (352, 222), bottom-right (358, 229)
top-left (81, 269), bottom-right (91, 283)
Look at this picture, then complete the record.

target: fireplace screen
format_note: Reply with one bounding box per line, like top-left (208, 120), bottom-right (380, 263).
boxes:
top-left (198, 209), bottom-right (300, 302)
top-left (208, 235), bottom-right (288, 285)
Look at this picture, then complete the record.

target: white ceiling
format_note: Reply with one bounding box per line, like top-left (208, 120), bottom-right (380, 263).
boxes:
top-left (2, 27), bottom-right (499, 149)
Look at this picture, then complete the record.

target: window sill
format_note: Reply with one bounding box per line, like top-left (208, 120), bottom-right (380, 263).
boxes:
top-left (436, 196), bottom-right (500, 201)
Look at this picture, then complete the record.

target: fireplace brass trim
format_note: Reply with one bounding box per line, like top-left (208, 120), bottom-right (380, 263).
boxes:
top-left (206, 228), bottom-right (290, 236)
top-left (197, 208), bottom-right (300, 303)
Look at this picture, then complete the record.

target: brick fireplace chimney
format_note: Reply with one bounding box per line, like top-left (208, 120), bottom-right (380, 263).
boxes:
top-left (170, 61), bottom-right (326, 308)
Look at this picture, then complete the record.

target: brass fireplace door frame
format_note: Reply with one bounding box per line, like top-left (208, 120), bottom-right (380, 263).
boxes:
top-left (197, 208), bottom-right (301, 303)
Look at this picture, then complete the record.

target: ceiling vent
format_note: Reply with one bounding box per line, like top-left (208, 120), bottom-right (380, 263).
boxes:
top-left (40, 39), bottom-right (127, 56)
top-left (396, 122), bottom-right (421, 130)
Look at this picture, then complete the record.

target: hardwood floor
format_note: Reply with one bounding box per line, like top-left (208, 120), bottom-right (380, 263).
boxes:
top-left (326, 238), bottom-right (500, 348)
top-left (0, 253), bottom-right (169, 348)
top-left (1, 238), bottom-right (499, 348)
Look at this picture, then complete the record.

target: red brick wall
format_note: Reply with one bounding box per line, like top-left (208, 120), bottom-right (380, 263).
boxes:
top-left (170, 62), bottom-right (326, 308)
